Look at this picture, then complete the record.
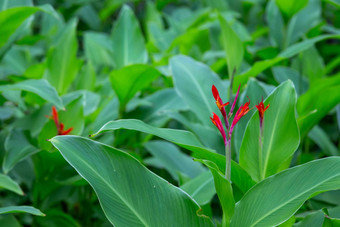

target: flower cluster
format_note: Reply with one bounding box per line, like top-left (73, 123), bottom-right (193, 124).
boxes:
top-left (48, 106), bottom-right (73, 135)
top-left (210, 85), bottom-right (269, 146)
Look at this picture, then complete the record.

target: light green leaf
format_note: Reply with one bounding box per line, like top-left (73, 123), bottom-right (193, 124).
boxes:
top-left (180, 171), bottom-right (215, 206)
top-left (35, 209), bottom-right (81, 227)
top-left (298, 46), bottom-right (325, 82)
top-left (139, 88), bottom-right (188, 124)
top-left (239, 81), bottom-right (299, 182)
top-left (0, 215), bottom-right (21, 227)
top-left (0, 174), bottom-right (23, 195)
top-left (285, 0), bottom-right (321, 47)
top-left (297, 74), bottom-right (340, 137)
top-left (219, 14), bottom-right (243, 78)
top-left (234, 79), bottom-right (268, 154)
top-left (266, 0), bottom-right (285, 48)
top-left (93, 119), bottom-right (255, 196)
top-left (111, 5), bottom-right (147, 69)
top-left (62, 90), bottom-right (100, 116)
top-left (272, 66), bottom-right (308, 95)
top-left (198, 159), bottom-right (235, 226)
top-left (46, 18), bottom-right (82, 94)
top-left (275, 0), bottom-right (308, 19)
top-left (323, 216), bottom-right (340, 226)
top-left (231, 157), bottom-right (340, 227)
top-left (3, 129), bottom-right (39, 174)
top-left (0, 206), bottom-right (45, 216)
top-left (234, 34), bottom-right (340, 91)
top-left (110, 64), bottom-right (160, 111)
top-left (308, 126), bottom-right (339, 156)
top-left (0, 79), bottom-right (64, 109)
top-left (170, 55), bottom-right (226, 126)
top-left (84, 32), bottom-right (114, 68)
top-left (50, 136), bottom-right (213, 226)
top-left (0, 6), bottom-right (39, 48)
top-left (295, 211), bottom-right (324, 227)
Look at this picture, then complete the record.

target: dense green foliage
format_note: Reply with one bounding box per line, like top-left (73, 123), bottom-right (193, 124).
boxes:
top-left (0, 0), bottom-right (340, 226)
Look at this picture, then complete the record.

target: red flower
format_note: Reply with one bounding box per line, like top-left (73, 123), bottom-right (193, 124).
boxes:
top-left (229, 97), bottom-right (251, 136)
top-left (228, 84), bottom-right (240, 118)
top-left (49, 106), bottom-right (73, 135)
top-left (255, 97), bottom-right (269, 128)
top-left (210, 112), bottom-right (227, 145)
top-left (212, 85), bottom-right (229, 121)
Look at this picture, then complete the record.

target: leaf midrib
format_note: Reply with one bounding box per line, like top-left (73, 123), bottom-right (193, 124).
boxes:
top-left (249, 170), bottom-right (340, 227)
top-left (174, 60), bottom-right (213, 121)
top-left (61, 141), bottom-right (150, 227)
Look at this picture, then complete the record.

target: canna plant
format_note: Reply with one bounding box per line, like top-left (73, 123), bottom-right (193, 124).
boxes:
top-left (50, 80), bottom-right (340, 227)
top-left (1, 1), bottom-right (340, 226)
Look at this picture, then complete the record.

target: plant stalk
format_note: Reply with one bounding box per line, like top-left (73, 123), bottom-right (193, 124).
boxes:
top-left (259, 123), bottom-right (264, 180)
top-left (225, 141), bottom-right (231, 181)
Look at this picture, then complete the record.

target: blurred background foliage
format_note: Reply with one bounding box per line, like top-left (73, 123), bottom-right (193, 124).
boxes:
top-left (0, 0), bottom-right (340, 226)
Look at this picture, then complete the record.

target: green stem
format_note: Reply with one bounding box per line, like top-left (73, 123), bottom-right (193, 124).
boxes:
top-left (225, 141), bottom-right (231, 181)
top-left (222, 212), bottom-right (229, 227)
top-left (259, 124), bottom-right (264, 180)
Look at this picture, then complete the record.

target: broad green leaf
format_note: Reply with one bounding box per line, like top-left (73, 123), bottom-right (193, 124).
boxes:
top-left (219, 14), bottom-right (243, 78)
top-left (272, 66), bottom-right (308, 95)
top-left (3, 129), bottom-right (39, 174)
top-left (75, 62), bottom-right (96, 91)
top-left (0, 215), bottom-right (21, 227)
top-left (90, 97), bottom-right (119, 133)
top-left (46, 18), bottom-right (82, 94)
top-left (326, 0), bottom-right (340, 7)
top-left (0, 206), bottom-right (45, 216)
top-left (233, 35), bottom-right (340, 91)
top-left (234, 57), bottom-right (284, 92)
top-left (111, 5), bottom-right (147, 69)
top-left (144, 140), bottom-right (205, 180)
top-left (139, 88), bottom-right (188, 124)
top-left (62, 90), bottom-right (100, 116)
top-left (299, 46), bottom-right (325, 82)
top-left (84, 32), bottom-right (114, 68)
top-left (168, 28), bottom-right (211, 55)
top-left (0, 174), bottom-right (23, 195)
top-left (295, 211), bottom-right (324, 227)
top-left (0, 79), bottom-right (64, 109)
top-left (275, 0), bottom-right (308, 19)
top-left (234, 79), bottom-right (267, 154)
top-left (0, 6), bottom-right (39, 48)
top-left (297, 74), bottom-right (340, 137)
top-left (170, 55), bottom-right (226, 126)
top-left (198, 159), bottom-right (235, 226)
top-left (50, 136), bottom-right (213, 226)
top-left (323, 217), bottom-right (340, 226)
top-left (308, 126), bottom-right (339, 156)
top-left (231, 157), bottom-right (340, 227)
top-left (93, 119), bottom-right (255, 195)
top-left (285, 0), bottom-right (321, 47)
top-left (35, 209), bottom-right (81, 227)
top-left (239, 81), bottom-right (299, 182)
top-left (110, 64), bottom-right (160, 111)
top-left (266, 0), bottom-right (285, 49)
top-left (180, 171), bottom-right (215, 206)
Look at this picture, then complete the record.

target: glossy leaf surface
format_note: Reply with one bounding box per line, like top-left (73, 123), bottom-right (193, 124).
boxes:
top-left (231, 157), bottom-right (340, 227)
top-left (240, 80), bottom-right (299, 181)
top-left (51, 136), bottom-right (213, 227)
top-left (111, 5), bottom-right (147, 68)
